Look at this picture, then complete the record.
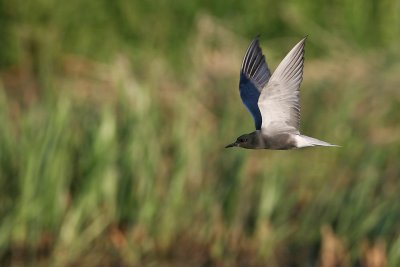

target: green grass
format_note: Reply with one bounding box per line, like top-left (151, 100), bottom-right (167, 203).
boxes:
top-left (1, 0), bottom-right (400, 266)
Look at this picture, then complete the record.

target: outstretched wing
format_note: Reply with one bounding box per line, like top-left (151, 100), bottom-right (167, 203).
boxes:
top-left (239, 36), bottom-right (271, 130)
top-left (258, 37), bottom-right (306, 135)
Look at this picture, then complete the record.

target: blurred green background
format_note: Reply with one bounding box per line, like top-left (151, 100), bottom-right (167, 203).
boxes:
top-left (1, 0), bottom-right (400, 266)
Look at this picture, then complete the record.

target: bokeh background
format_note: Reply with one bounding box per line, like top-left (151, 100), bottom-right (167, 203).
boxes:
top-left (1, 0), bottom-right (400, 266)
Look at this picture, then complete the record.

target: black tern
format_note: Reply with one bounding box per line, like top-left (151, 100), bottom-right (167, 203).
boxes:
top-left (226, 36), bottom-right (338, 150)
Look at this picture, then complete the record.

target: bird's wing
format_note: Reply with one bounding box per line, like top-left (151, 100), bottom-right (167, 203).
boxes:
top-left (258, 37), bottom-right (306, 135)
top-left (239, 36), bottom-right (271, 130)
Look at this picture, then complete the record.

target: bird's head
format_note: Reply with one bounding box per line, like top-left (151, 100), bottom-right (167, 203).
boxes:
top-left (225, 133), bottom-right (253, 149)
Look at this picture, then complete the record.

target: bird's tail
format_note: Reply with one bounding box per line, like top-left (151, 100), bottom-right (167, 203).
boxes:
top-left (295, 135), bottom-right (339, 148)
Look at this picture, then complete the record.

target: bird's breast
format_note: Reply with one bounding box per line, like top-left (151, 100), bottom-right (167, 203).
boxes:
top-left (262, 133), bottom-right (297, 150)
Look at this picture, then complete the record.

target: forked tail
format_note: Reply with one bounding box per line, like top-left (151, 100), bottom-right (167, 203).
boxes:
top-left (295, 135), bottom-right (339, 148)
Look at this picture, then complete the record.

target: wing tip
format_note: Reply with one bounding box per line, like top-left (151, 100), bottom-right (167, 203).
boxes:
top-left (299, 35), bottom-right (308, 46)
top-left (240, 34), bottom-right (271, 89)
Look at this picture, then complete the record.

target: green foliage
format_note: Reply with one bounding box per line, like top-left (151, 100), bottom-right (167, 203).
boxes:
top-left (0, 0), bottom-right (400, 266)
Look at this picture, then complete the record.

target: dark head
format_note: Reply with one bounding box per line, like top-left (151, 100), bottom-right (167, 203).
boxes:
top-left (225, 133), bottom-right (254, 149)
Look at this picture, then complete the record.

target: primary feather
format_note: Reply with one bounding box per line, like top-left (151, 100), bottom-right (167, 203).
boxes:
top-left (239, 36), bottom-right (271, 130)
top-left (258, 37), bottom-right (306, 135)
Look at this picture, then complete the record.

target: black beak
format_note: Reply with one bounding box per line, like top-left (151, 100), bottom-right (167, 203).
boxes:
top-left (225, 142), bottom-right (237, 148)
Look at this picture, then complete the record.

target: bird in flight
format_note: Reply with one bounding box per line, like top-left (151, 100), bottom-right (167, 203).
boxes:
top-left (225, 36), bottom-right (338, 150)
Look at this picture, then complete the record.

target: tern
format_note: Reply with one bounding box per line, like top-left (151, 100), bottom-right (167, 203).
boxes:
top-left (225, 36), bottom-right (338, 149)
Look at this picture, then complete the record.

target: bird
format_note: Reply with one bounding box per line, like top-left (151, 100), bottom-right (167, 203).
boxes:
top-left (225, 36), bottom-right (338, 150)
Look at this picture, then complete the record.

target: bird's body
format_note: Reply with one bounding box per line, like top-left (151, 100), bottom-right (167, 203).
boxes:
top-left (226, 36), bottom-right (338, 150)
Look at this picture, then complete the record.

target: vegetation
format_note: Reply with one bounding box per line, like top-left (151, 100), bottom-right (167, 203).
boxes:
top-left (0, 0), bottom-right (399, 266)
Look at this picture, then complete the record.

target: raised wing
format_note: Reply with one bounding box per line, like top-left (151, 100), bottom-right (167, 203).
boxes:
top-left (239, 36), bottom-right (271, 130)
top-left (258, 37), bottom-right (306, 135)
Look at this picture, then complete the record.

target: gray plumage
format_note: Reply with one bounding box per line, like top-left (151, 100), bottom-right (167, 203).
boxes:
top-left (226, 37), bottom-right (338, 150)
top-left (241, 36), bottom-right (271, 91)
